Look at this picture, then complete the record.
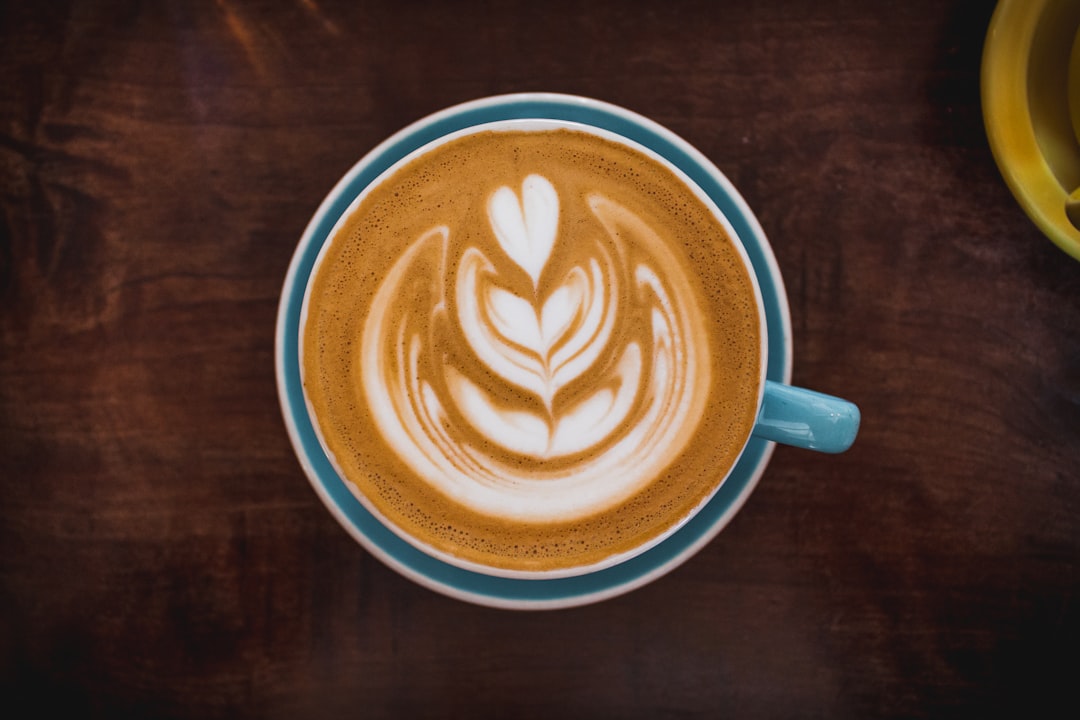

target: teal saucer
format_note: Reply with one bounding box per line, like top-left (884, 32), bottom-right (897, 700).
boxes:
top-left (275, 93), bottom-right (793, 609)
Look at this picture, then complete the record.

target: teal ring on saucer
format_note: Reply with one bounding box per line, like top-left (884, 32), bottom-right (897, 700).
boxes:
top-left (275, 93), bottom-right (793, 609)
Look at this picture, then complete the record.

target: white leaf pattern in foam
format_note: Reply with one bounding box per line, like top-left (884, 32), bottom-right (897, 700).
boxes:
top-left (488, 174), bottom-right (559, 287)
top-left (486, 285), bottom-right (542, 352)
top-left (445, 342), bottom-right (643, 461)
top-left (457, 247), bottom-right (548, 400)
top-left (539, 282), bottom-right (583, 352)
top-left (445, 366), bottom-right (550, 458)
top-left (459, 240), bottom-right (618, 409)
top-left (549, 342), bottom-right (641, 457)
top-left (549, 258), bottom-right (614, 390)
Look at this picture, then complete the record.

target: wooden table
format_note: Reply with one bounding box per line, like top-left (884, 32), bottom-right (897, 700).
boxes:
top-left (2, 1), bottom-right (1077, 716)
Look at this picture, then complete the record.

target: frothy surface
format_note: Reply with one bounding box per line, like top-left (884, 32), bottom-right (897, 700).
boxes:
top-left (302, 130), bottom-right (761, 572)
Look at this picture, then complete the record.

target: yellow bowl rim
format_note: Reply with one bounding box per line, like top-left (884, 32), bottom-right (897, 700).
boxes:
top-left (982, 0), bottom-right (1080, 260)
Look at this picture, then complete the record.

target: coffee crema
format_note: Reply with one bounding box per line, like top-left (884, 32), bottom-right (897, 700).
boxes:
top-left (302, 129), bottom-right (762, 573)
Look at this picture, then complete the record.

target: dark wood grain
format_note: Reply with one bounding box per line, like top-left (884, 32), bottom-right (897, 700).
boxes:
top-left (2, 0), bottom-right (1078, 717)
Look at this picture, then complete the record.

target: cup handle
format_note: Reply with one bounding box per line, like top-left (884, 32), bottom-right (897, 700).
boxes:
top-left (751, 380), bottom-right (860, 454)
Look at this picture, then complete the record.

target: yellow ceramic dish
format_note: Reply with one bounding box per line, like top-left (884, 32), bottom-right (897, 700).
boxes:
top-left (982, 0), bottom-right (1080, 260)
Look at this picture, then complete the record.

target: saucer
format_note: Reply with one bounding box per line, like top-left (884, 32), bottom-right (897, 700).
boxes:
top-left (275, 93), bottom-right (793, 609)
top-left (983, 0), bottom-right (1080, 260)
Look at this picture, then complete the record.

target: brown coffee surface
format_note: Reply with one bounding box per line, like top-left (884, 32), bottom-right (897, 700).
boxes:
top-left (302, 129), bottom-right (761, 572)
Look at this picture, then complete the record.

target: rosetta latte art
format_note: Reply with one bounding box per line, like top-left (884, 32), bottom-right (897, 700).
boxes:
top-left (361, 174), bottom-right (710, 522)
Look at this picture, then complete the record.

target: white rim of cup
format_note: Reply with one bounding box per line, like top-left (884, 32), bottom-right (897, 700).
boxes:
top-left (275, 92), bottom-right (793, 608)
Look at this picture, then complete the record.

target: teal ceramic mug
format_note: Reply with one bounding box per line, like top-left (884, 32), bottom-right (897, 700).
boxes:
top-left (276, 93), bottom-right (859, 608)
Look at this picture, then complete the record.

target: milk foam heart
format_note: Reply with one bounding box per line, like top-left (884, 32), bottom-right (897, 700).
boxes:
top-left (488, 174), bottom-right (559, 288)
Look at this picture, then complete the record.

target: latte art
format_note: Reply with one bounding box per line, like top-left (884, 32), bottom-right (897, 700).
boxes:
top-left (361, 174), bottom-right (709, 521)
top-left (302, 129), bottom-right (762, 572)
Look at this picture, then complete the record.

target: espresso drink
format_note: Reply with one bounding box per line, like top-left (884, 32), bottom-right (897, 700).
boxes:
top-left (302, 128), bottom-right (762, 572)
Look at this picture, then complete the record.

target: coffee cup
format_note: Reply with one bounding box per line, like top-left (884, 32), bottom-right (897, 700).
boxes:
top-left (277, 93), bottom-right (859, 608)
